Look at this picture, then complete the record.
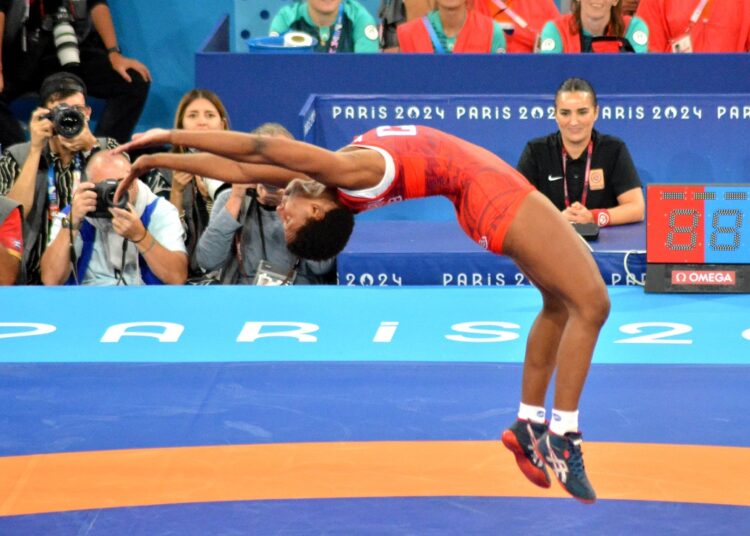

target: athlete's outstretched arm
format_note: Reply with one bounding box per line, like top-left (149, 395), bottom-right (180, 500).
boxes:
top-left (114, 151), bottom-right (304, 201)
top-left (116, 128), bottom-right (385, 189)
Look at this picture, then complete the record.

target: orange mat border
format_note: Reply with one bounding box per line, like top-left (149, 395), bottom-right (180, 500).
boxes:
top-left (1, 441), bottom-right (749, 516)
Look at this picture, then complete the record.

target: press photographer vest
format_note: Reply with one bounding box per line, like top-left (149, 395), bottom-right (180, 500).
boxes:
top-left (5, 137), bottom-right (109, 283)
top-left (60, 199), bottom-right (163, 285)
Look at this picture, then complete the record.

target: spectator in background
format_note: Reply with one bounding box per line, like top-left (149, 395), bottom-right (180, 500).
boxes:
top-left (40, 151), bottom-right (186, 286)
top-left (397, 0), bottom-right (506, 53)
top-left (473, 0), bottom-right (559, 53)
top-left (0, 195), bottom-right (23, 284)
top-left (196, 123), bottom-right (337, 285)
top-left (517, 78), bottom-right (644, 228)
top-left (0, 0), bottom-right (151, 149)
top-left (147, 89), bottom-right (231, 281)
top-left (636, 0), bottom-right (750, 52)
top-left (562, 0), bottom-right (638, 16)
top-left (379, 0), bottom-right (434, 52)
top-left (269, 0), bottom-right (380, 53)
top-left (538, 0), bottom-right (648, 53)
top-left (0, 72), bottom-right (119, 284)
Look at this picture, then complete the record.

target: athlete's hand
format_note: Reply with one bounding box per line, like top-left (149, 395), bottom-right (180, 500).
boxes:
top-left (114, 154), bottom-right (154, 203)
top-left (113, 128), bottom-right (172, 155)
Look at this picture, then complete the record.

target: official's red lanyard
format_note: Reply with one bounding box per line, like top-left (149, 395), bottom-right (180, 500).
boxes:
top-left (561, 141), bottom-right (593, 208)
top-left (489, 0), bottom-right (529, 30)
top-left (683, 0), bottom-right (713, 35)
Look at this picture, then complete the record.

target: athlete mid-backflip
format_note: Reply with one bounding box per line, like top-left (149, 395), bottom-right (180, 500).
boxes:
top-left (115, 124), bottom-right (609, 503)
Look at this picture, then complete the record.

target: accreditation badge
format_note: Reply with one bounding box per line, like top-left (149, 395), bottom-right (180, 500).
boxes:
top-left (589, 169), bottom-right (605, 191)
top-left (670, 33), bottom-right (693, 53)
top-left (539, 37), bottom-right (556, 52)
top-left (364, 24), bottom-right (379, 41)
top-left (252, 259), bottom-right (297, 286)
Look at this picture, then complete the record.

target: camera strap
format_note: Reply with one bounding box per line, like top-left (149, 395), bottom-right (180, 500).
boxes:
top-left (113, 239), bottom-right (129, 286)
top-left (46, 165), bottom-right (60, 221)
top-left (234, 194), bottom-right (275, 278)
top-left (46, 153), bottom-right (81, 223)
top-left (68, 220), bottom-right (79, 285)
top-left (234, 194), bottom-right (299, 285)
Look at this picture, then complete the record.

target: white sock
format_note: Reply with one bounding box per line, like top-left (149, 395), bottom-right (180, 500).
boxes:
top-left (549, 409), bottom-right (579, 436)
top-left (518, 403), bottom-right (546, 424)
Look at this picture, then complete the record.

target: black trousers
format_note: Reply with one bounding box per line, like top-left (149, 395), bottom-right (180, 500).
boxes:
top-left (0, 32), bottom-right (150, 149)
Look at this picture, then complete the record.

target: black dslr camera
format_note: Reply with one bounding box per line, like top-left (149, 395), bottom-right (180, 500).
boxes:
top-left (44, 103), bottom-right (85, 138)
top-left (88, 180), bottom-right (129, 219)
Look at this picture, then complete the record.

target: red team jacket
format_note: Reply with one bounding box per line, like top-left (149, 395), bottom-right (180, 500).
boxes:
top-left (474, 0), bottom-right (560, 53)
top-left (397, 10), bottom-right (495, 53)
top-left (637, 0), bottom-right (750, 52)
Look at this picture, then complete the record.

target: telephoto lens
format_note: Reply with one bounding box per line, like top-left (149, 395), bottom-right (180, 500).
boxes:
top-left (52, 7), bottom-right (80, 67)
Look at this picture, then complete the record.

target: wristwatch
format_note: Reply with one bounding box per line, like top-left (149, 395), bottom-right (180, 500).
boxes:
top-left (106, 46), bottom-right (122, 55)
top-left (61, 217), bottom-right (78, 230)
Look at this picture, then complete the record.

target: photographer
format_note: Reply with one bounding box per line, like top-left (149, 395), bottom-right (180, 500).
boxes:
top-left (195, 123), bottom-right (336, 285)
top-left (0, 0), bottom-right (150, 149)
top-left (0, 71), bottom-right (118, 283)
top-left (40, 150), bottom-right (187, 286)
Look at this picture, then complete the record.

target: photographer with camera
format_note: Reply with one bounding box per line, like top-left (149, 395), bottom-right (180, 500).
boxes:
top-left (40, 150), bottom-right (186, 286)
top-left (0, 0), bottom-right (150, 149)
top-left (195, 123), bottom-right (336, 285)
top-left (0, 71), bottom-right (119, 283)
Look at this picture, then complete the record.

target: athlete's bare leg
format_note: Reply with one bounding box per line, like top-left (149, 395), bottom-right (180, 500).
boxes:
top-left (517, 281), bottom-right (568, 407)
top-left (502, 191), bottom-right (610, 411)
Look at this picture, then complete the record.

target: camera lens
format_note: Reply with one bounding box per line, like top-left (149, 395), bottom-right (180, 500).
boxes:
top-left (47, 105), bottom-right (84, 138)
top-left (53, 7), bottom-right (80, 67)
top-left (89, 180), bottom-right (129, 218)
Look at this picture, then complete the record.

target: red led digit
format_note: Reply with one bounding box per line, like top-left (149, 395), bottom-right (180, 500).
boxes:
top-left (647, 185), bottom-right (705, 263)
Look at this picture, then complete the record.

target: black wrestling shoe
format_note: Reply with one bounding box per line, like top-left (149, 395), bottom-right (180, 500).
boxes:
top-left (538, 430), bottom-right (596, 503)
top-left (501, 419), bottom-right (551, 489)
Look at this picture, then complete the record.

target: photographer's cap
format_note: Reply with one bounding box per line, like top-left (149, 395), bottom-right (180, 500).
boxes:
top-left (39, 72), bottom-right (87, 105)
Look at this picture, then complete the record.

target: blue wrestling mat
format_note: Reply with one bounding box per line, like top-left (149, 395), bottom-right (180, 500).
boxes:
top-left (0, 286), bottom-right (748, 535)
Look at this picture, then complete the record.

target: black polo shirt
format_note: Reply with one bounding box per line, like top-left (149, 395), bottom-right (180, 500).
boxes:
top-left (516, 130), bottom-right (642, 211)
